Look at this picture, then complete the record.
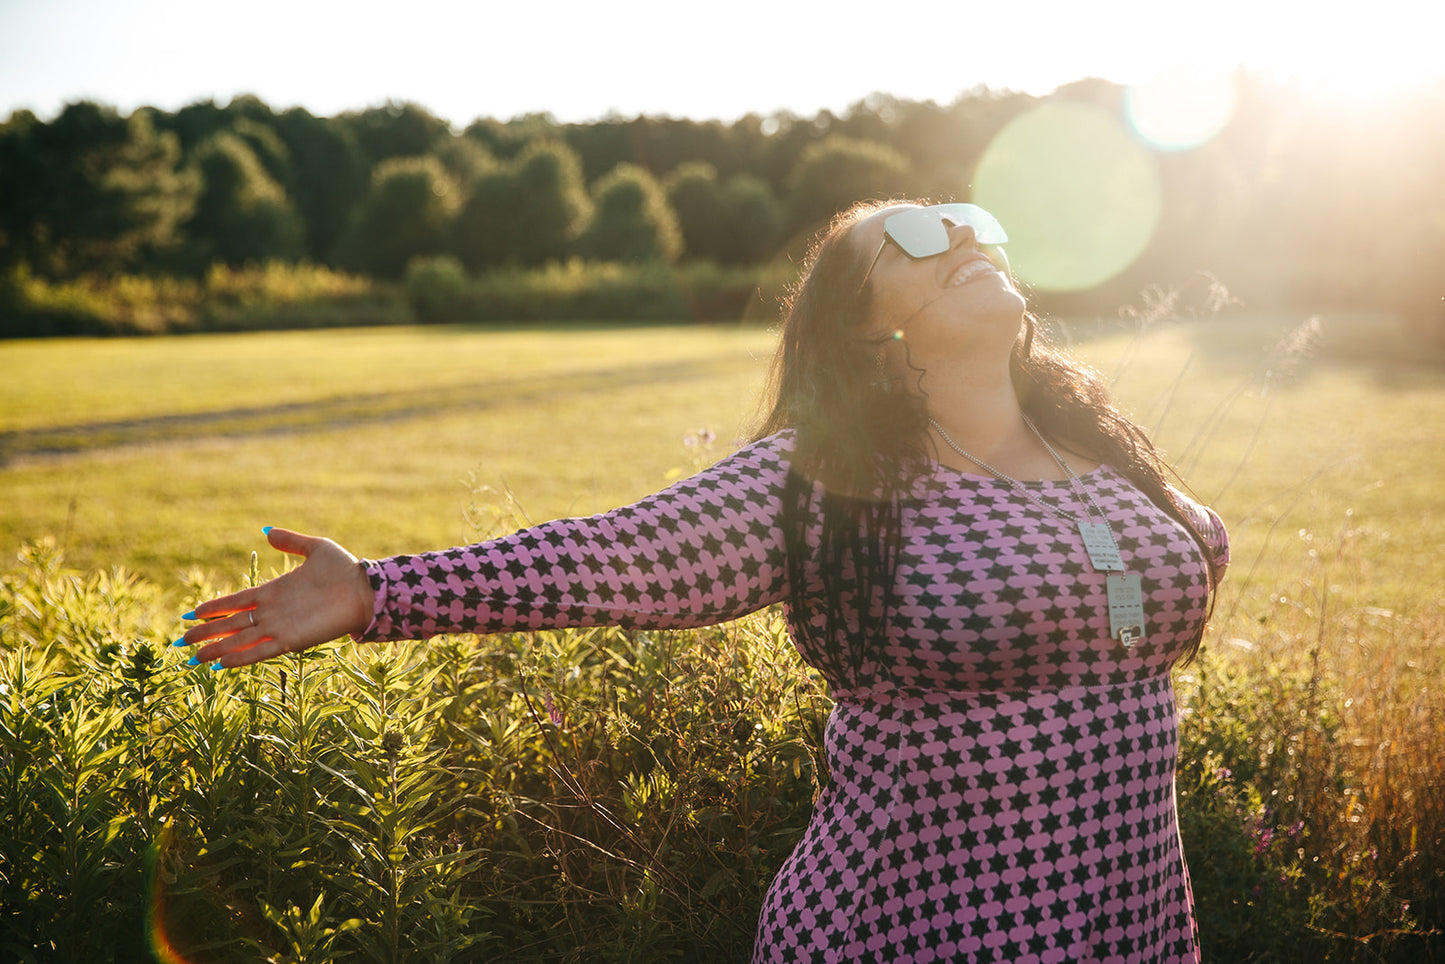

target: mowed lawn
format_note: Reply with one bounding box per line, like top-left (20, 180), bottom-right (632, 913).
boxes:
top-left (0, 323), bottom-right (779, 585)
top-left (2, 315), bottom-right (1441, 625)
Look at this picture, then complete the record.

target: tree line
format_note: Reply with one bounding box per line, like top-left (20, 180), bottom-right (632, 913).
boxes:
top-left (2, 74), bottom-right (1442, 327)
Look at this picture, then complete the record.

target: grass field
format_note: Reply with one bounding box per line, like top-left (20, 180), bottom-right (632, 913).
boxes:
top-left (2, 313), bottom-right (1441, 959)
top-left (2, 313), bottom-right (1440, 613)
top-left (0, 323), bottom-right (778, 583)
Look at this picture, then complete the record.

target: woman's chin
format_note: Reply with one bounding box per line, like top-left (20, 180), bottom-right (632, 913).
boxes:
top-left (954, 280), bottom-right (1027, 325)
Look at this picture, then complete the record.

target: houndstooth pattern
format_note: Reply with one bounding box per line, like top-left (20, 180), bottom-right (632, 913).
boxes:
top-left (358, 431), bottom-right (1228, 963)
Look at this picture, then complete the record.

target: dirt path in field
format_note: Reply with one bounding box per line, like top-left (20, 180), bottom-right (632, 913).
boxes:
top-left (0, 356), bottom-right (757, 464)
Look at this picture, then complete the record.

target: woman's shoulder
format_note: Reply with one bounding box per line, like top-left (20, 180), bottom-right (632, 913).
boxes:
top-left (679, 429), bottom-right (797, 489)
top-left (751, 427), bottom-right (797, 451)
top-left (722, 429), bottom-right (798, 465)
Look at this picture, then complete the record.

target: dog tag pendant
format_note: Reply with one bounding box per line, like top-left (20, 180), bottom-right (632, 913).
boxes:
top-left (1079, 522), bottom-right (1125, 572)
top-left (1107, 572), bottom-right (1146, 649)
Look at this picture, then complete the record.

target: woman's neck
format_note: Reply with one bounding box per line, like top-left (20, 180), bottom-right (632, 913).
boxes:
top-left (923, 371), bottom-right (1087, 482)
top-left (922, 353), bottom-right (1023, 449)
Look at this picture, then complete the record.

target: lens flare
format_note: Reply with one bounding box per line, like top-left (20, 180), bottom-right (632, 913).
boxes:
top-left (146, 820), bottom-right (199, 964)
top-left (974, 102), bottom-right (1162, 292)
top-left (1125, 67), bottom-right (1237, 151)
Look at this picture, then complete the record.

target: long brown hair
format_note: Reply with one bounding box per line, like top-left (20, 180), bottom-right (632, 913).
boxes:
top-left (754, 201), bottom-right (1223, 671)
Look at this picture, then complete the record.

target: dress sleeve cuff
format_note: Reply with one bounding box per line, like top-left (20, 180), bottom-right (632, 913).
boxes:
top-left (350, 558), bottom-right (395, 643)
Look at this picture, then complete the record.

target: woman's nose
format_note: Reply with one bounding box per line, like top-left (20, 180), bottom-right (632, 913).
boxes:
top-left (944, 220), bottom-right (978, 249)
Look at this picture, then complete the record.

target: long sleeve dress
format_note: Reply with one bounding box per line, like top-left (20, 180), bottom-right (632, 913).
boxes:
top-left (356, 430), bottom-right (1229, 964)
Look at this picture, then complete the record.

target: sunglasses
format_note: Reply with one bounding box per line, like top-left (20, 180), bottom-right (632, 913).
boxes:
top-left (857, 203), bottom-right (1008, 293)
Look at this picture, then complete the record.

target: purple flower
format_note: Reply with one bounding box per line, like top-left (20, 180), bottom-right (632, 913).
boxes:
top-left (544, 692), bottom-right (563, 727)
top-left (684, 428), bottom-right (717, 450)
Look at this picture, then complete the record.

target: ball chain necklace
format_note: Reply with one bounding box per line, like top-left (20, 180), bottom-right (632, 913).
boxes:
top-left (929, 414), bottom-right (1147, 650)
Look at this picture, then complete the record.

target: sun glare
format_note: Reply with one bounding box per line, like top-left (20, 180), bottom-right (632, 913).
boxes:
top-left (1124, 68), bottom-right (1236, 152)
top-left (1216, 2), bottom-right (1445, 103)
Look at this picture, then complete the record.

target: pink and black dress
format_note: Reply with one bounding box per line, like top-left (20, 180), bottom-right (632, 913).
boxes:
top-left (356, 430), bottom-right (1228, 963)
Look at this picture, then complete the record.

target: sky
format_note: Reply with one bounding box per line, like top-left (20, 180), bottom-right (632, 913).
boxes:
top-left (2, 0), bottom-right (1443, 126)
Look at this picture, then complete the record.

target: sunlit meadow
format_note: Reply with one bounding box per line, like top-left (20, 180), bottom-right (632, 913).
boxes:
top-left (1, 310), bottom-right (1440, 961)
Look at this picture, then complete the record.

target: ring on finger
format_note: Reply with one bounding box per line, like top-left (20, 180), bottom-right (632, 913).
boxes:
top-left (247, 610), bottom-right (256, 627)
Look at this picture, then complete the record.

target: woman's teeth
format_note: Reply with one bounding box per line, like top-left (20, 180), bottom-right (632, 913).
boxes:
top-left (949, 259), bottom-right (996, 287)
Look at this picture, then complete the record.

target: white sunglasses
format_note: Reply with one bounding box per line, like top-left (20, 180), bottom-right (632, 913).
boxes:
top-left (857, 203), bottom-right (1008, 293)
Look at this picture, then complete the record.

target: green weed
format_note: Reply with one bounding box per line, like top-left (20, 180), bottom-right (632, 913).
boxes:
top-left (1, 315), bottom-right (1442, 960)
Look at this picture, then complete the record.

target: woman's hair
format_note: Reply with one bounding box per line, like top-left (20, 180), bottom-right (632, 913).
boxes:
top-left (754, 200), bottom-right (1223, 674)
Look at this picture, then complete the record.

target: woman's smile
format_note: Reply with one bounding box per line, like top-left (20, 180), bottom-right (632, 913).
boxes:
top-left (943, 252), bottom-right (1002, 288)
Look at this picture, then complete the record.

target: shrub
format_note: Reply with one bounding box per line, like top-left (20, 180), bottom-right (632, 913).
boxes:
top-left (405, 254), bottom-right (468, 323)
top-left (0, 262), bottom-right (202, 336)
top-left (0, 261), bottom-right (407, 337)
top-left (409, 259), bottom-right (792, 325)
top-left (785, 135), bottom-right (912, 236)
top-left (183, 130), bottom-right (305, 269)
top-left (666, 164), bottom-right (783, 266)
top-left (713, 174), bottom-right (784, 266)
top-left (450, 140), bottom-right (593, 272)
top-left (577, 163), bottom-right (683, 264)
top-left (667, 162), bottom-right (727, 261)
top-left (334, 155), bottom-right (461, 279)
top-left (199, 261), bottom-right (408, 331)
top-left (508, 141), bottom-right (593, 266)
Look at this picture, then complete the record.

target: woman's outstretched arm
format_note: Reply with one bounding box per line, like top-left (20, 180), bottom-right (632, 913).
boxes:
top-left (177, 432), bottom-right (799, 669)
top-left (177, 527), bottom-right (376, 669)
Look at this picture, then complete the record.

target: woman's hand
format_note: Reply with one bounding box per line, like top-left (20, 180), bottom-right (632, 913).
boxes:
top-left (176, 527), bottom-right (376, 669)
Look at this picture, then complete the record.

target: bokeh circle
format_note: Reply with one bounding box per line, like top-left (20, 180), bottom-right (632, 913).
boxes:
top-left (973, 101), bottom-right (1162, 292)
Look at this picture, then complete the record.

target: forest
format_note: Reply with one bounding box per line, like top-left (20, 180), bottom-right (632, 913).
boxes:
top-left (2, 72), bottom-right (1442, 339)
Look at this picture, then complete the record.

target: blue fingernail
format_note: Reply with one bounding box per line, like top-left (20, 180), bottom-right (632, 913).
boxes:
top-left (262, 526), bottom-right (273, 535)
top-left (187, 655), bottom-right (200, 666)
top-left (172, 636), bottom-right (188, 647)
top-left (209, 662), bottom-right (224, 671)
top-left (181, 610), bottom-right (197, 620)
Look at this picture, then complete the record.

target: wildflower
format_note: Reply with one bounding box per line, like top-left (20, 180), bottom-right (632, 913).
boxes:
top-left (544, 692), bottom-right (563, 727)
top-left (684, 428), bottom-right (716, 450)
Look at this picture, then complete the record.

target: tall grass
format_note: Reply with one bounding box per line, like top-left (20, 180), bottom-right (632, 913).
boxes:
top-left (0, 537), bottom-right (825, 961)
top-left (1070, 297), bottom-right (1445, 961)
top-left (405, 257), bottom-right (794, 326)
top-left (1, 524), bottom-right (1439, 960)
top-left (0, 258), bottom-right (788, 339)
top-left (0, 261), bottom-right (406, 338)
top-left (1, 312), bottom-right (1442, 960)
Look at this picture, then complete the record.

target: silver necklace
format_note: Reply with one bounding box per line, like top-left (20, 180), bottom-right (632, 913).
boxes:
top-left (928, 413), bottom-right (1146, 649)
top-left (928, 415), bottom-right (1105, 534)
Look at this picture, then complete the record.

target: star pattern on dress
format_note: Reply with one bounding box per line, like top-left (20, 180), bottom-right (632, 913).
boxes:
top-left (355, 431), bottom-right (1229, 964)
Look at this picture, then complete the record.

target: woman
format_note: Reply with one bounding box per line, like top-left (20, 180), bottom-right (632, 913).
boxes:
top-left (178, 200), bottom-right (1228, 963)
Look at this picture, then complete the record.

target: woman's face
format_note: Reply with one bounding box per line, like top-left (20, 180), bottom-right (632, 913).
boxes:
top-left (853, 204), bottom-right (1026, 361)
